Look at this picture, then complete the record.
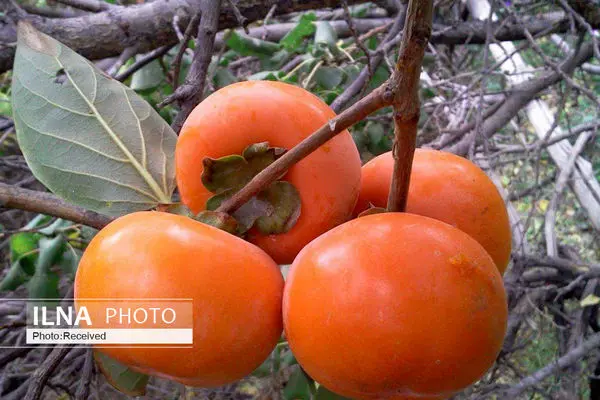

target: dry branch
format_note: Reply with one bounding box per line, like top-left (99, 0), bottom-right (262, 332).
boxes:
top-left (0, 183), bottom-right (113, 230)
top-left (24, 346), bottom-right (73, 400)
top-left (1, 0), bottom-right (598, 75)
top-left (386, 0), bottom-right (432, 212)
top-left (170, 0), bottom-right (222, 132)
top-left (502, 332), bottom-right (600, 397)
top-left (0, 0), bottom-right (371, 74)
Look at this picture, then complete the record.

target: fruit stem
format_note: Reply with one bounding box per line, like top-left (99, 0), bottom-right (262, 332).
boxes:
top-left (387, 116), bottom-right (418, 212)
top-left (386, 0), bottom-right (433, 212)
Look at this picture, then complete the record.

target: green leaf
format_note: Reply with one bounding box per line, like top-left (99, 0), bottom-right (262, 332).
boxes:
top-left (366, 121), bottom-right (385, 145)
top-left (24, 214), bottom-right (52, 230)
top-left (262, 49), bottom-right (291, 70)
top-left (58, 244), bottom-right (81, 278)
top-left (252, 357), bottom-right (274, 378)
top-left (94, 350), bottom-right (149, 396)
top-left (38, 218), bottom-right (71, 235)
top-left (0, 91), bottom-right (12, 117)
top-left (10, 232), bottom-right (39, 275)
top-left (27, 236), bottom-right (66, 301)
top-left (315, 67), bottom-right (344, 90)
top-left (349, 3), bottom-right (371, 18)
top-left (284, 367), bottom-right (314, 400)
top-left (12, 22), bottom-right (177, 216)
top-left (130, 59), bottom-right (164, 91)
top-left (280, 13), bottom-right (317, 52)
top-left (247, 71), bottom-right (280, 81)
top-left (315, 385), bottom-right (351, 400)
top-left (314, 22), bottom-right (338, 56)
top-left (581, 294), bottom-right (600, 307)
top-left (0, 259), bottom-right (34, 291)
top-left (213, 68), bottom-right (238, 88)
top-left (226, 31), bottom-right (281, 57)
top-left (367, 65), bottom-right (391, 91)
top-left (27, 269), bottom-right (60, 300)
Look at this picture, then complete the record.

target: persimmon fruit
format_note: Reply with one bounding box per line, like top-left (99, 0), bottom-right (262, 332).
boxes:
top-left (176, 81), bottom-right (361, 264)
top-left (283, 213), bottom-right (508, 400)
top-left (74, 211), bottom-right (284, 387)
top-left (354, 149), bottom-right (511, 274)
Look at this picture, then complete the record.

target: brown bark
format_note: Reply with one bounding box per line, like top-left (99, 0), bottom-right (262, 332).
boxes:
top-left (386, 0), bottom-right (432, 212)
top-left (0, 0), bottom-right (369, 73)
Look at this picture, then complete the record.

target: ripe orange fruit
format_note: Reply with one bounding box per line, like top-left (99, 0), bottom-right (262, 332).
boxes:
top-left (176, 81), bottom-right (361, 264)
top-left (284, 213), bottom-right (508, 400)
top-left (354, 149), bottom-right (511, 273)
top-left (75, 211), bottom-right (284, 387)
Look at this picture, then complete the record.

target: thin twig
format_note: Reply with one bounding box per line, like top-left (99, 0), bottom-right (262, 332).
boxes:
top-left (502, 332), bottom-right (600, 397)
top-left (74, 349), bottom-right (94, 400)
top-left (115, 45), bottom-right (175, 82)
top-left (107, 46), bottom-right (138, 77)
top-left (0, 182), bottom-right (113, 230)
top-left (341, 0), bottom-right (372, 79)
top-left (226, 0), bottom-right (249, 33)
top-left (545, 130), bottom-right (595, 256)
top-left (331, 5), bottom-right (407, 112)
top-left (172, 12), bottom-right (202, 92)
top-left (168, 0), bottom-right (223, 133)
top-left (24, 346), bottom-right (73, 400)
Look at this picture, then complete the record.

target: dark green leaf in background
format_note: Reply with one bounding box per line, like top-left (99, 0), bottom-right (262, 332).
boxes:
top-left (130, 59), bottom-right (165, 92)
top-left (280, 13), bottom-right (317, 52)
top-left (315, 67), bottom-right (344, 90)
top-left (315, 385), bottom-right (352, 400)
top-left (27, 235), bottom-right (66, 301)
top-left (226, 31), bottom-right (281, 57)
top-left (94, 350), bottom-right (149, 396)
top-left (283, 367), bottom-right (314, 400)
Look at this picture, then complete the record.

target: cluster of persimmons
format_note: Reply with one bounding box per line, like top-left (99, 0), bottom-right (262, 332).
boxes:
top-left (75, 82), bottom-right (510, 400)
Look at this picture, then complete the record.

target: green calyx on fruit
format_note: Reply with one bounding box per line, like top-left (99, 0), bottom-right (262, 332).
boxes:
top-left (201, 142), bottom-right (301, 235)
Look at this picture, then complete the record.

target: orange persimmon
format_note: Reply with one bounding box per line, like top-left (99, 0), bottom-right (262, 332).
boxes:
top-left (283, 213), bottom-right (508, 400)
top-left (74, 211), bottom-right (284, 387)
top-left (354, 149), bottom-right (511, 273)
top-left (176, 81), bottom-right (361, 264)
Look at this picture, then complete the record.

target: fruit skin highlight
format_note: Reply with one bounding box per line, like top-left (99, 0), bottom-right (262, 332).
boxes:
top-left (283, 213), bottom-right (508, 400)
top-left (354, 149), bottom-right (511, 274)
top-left (176, 81), bottom-right (362, 264)
top-left (75, 211), bottom-right (284, 387)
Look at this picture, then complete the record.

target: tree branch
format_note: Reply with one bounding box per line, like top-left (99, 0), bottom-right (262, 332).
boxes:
top-left (0, 0), bottom-right (371, 74)
top-left (74, 349), bottom-right (94, 400)
top-left (386, 0), bottom-right (432, 212)
top-left (170, 0), bottom-right (222, 132)
top-left (502, 332), bottom-right (600, 397)
top-left (24, 346), bottom-right (72, 400)
top-left (54, 0), bottom-right (115, 12)
top-left (566, 0), bottom-right (600, 27)
top-left (330, 7), bottom-right (407, 112)
top-left (446, 42), bottom-right (595, 155)
top-left (0, 183), bottom-right (113, 230)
